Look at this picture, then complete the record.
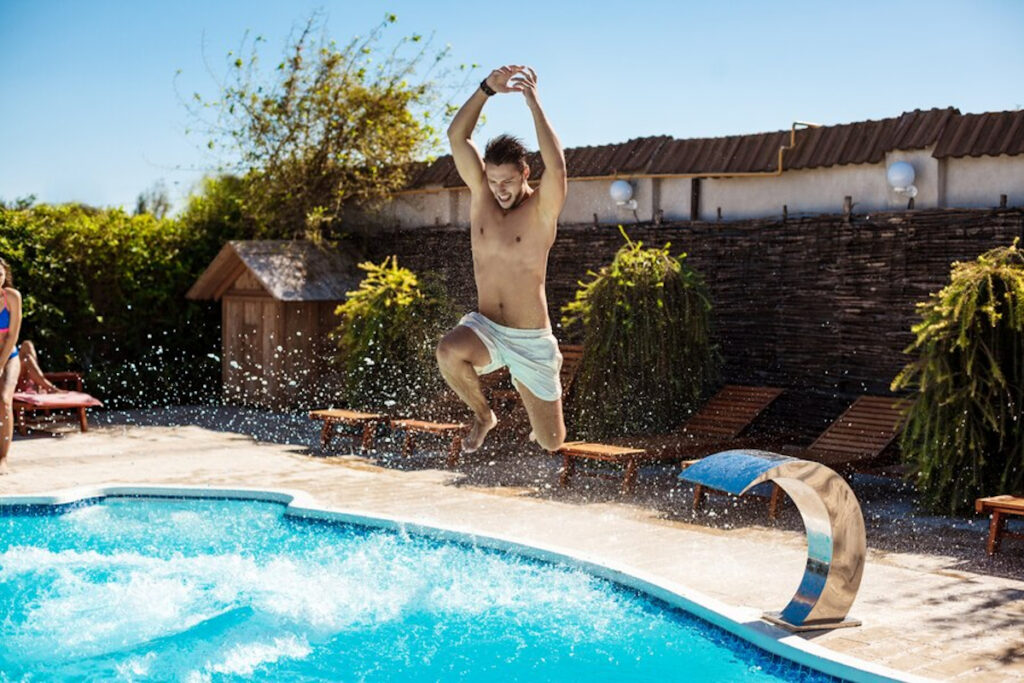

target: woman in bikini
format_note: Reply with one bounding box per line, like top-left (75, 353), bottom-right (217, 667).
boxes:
top-left (0, 256), bottom-right (22, 474)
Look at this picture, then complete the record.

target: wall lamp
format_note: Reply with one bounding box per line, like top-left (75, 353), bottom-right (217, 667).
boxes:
top-left (886, 161), bottom-right (918, 199)
top-left (610, 179), bottom-right (638, 210)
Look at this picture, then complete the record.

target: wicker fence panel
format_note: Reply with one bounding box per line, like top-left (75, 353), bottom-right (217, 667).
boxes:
top-left (362, 208), bottom-right (1024, 437)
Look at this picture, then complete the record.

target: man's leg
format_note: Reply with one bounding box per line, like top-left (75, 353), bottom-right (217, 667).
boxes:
top-left (516, 381), bottom-right (566, 452)
top-left (436, 326), bottom-right (498, 452)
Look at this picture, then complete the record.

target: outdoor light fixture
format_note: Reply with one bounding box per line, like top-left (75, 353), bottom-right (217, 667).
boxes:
top-left (886, 161), bottom-right (918, 198)
top-left (610, 179), bottom-right (638, 210)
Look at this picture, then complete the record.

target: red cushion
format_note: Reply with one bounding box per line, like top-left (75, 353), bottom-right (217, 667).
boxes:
top-left (13, 391), bottom-right (102, 408)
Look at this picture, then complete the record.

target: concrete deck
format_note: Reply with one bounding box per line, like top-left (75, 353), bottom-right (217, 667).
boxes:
top-left (2, 417), bottom-right (1023, 681)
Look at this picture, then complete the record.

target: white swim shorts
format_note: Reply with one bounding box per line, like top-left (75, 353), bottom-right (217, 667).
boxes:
top-left (458, 312), bottom-right (563, 402)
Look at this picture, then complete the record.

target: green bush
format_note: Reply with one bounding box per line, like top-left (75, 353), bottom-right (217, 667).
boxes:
top-left (892, 239), bottom-right (1024, 514)
top-left (334, 256), bottom-right (453, 413)
top-left (0, 203), bottom-right (223, 407)
top-left (561, 228), bottom-right (718, 438)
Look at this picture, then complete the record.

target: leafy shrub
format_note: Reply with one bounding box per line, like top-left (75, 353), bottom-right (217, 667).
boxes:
top-left (561, 228), bottom-right (718, 438)
top-left (892, 239), bottom-right (1024, 514)
top-left (334, 256), bottom-right (453, 412)
top-left (0, 203), bottom-right (223, 407)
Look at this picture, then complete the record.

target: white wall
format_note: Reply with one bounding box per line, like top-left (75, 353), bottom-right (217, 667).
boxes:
top-left (944, 154), bottom-right (1024, 208)
top-left (385, 152), bottom-right (1023, 227)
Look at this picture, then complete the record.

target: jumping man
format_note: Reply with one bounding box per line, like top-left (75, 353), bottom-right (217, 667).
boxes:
top-left (436, 65), bottom-right (568, 453)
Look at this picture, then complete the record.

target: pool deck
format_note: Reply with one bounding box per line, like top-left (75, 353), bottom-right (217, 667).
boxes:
top-left (3, 418), bottom-right (1023, 682)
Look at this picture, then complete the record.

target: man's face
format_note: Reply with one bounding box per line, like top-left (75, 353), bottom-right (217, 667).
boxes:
top-left (485, 163), bottom-right (528, 210)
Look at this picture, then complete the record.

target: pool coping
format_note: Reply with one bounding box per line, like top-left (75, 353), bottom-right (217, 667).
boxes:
top-left (1, 482), bottom-right (933, 683)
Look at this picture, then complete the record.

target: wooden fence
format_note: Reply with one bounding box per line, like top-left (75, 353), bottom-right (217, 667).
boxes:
top-left (361, 208), bottom-right (1024, 437)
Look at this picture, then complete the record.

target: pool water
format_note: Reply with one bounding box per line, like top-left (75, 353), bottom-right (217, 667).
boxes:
top-left (0, 497), bottom-right (835, 681)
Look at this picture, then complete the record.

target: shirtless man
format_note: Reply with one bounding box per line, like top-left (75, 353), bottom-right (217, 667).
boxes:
top-left (436, 64), bottom-right (568, 453)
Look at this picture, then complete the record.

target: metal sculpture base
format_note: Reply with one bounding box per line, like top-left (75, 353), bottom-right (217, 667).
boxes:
top-left (679, 450), bottom-right (866, 631)
top-left (762, 611), bottom-right (862, 632)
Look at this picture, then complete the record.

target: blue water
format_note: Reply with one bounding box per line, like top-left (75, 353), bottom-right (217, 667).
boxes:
top-left (0, 497), bottom-right (836, 682)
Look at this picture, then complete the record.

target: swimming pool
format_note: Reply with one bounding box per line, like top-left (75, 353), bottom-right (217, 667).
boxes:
top-left (0, 486), bottom-right (907, 681)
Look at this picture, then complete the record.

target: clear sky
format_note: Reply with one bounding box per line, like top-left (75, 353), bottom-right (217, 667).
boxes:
top-left (2, 0), bottom-right (1022, 212)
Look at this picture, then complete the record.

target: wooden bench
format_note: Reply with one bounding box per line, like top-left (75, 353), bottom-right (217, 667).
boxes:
top-left (309, 409), bottom-right (385, 453)
top-left (975, 495), bottom-right (1024, 555)
top-left (389, 418), bottom-right (465, 468)
top-left (558, 441), bottom-right (648, 494)
top-left (558, 385), bottom-right (783, 495)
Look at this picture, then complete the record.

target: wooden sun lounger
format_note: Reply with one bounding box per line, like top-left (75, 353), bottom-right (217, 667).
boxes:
top-left (309, 408), bottom-right (386, 453)
top-left (692, 395), bottom-right (907, 518)
top-left (13, 372), bottom-right (102, 436)
top-left (557, 385), bottom-right (784, 494)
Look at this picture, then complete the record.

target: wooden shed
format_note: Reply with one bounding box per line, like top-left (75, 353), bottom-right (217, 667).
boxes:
top-left (187, 240), bottom-right (363, 409)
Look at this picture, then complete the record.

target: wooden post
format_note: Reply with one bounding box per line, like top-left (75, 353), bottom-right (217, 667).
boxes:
top-left (842, 196), bottom-right (852, 222)
top-left (782, 205), bottom-right (788, 222)
top-left (716, 206), bottom-right (722, 222)
top-left (690, 178), bottom-right (701, 221)
top-left (1000, 194), bottom-right (1008, 208)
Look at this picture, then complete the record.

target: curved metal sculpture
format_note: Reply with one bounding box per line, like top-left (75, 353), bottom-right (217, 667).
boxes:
top-left (679, 449), bottom-right (866, 631)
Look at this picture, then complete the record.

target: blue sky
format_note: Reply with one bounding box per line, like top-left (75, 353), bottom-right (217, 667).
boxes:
top-left (2, 0), bottom-right (1022, 212)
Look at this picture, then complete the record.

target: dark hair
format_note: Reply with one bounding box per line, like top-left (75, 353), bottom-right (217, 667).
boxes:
top-left (484, 134), bottom-right (528, 172)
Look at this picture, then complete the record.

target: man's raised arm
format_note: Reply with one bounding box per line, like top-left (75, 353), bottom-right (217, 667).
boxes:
top-left (447, 66), bottom-right (524, 190)
top-left (514, 67), bottom-right (567, 219)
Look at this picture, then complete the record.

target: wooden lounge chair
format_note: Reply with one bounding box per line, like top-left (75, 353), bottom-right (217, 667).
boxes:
top-left (13, 371), bottom-right (103, 435)
top-left (558, 385), bottom-right (784, 494)
top-left (309, 408), bottom-right (386, 453)
top-left (402, 344), bottom-right (584, 468)
top-left (692, 395), bottom-right (907, 518)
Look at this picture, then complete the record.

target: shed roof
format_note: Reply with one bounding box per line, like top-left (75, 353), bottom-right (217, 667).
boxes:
top-left (403, 107), bottom-right (1022, 189)
top-left (186, 240), bottom-right (363, 302)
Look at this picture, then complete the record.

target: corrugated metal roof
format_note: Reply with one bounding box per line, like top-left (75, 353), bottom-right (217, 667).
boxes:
top-left (890, 108), bottom-right (959, 150)
top-left (933, 110), bottom-right (1024, 159)
top-left (402, 107), bottom-right (1024, 188)
top-left (187, 241), bottom-right (363, 301)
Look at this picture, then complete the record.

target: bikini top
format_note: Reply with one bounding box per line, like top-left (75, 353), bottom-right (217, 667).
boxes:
top-left (0, 289), bottom-right (10, 333)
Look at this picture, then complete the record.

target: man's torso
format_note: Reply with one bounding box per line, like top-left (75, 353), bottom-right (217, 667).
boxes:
top-left (469, 194), bottom-right (554, 329)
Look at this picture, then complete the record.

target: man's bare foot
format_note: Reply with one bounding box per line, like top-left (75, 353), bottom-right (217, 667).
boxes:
top-left (463, 411), bottom-right (498, 453)
top-left (0, 460), bottom-right (10, 475)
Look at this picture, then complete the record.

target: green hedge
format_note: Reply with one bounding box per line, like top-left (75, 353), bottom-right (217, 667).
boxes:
top-left (0, 202), bottom-right (230, 407)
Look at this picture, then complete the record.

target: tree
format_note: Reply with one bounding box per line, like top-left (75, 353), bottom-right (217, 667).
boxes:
top-left (892, 240), bottom-right (1024, 514)
top-left (134, 180), bottom-right (172, 219)
top-left (185, 13), bottom-right (462, 240)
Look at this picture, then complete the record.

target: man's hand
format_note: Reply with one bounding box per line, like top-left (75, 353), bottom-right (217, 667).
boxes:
top-left (508, 67), bottom-right (539, 108)
top-left (485, 65), bottom-right (529, 94)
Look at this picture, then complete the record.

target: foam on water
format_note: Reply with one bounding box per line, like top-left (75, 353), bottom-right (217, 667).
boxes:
top-left (0, 497), bottom-right (833, 681)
